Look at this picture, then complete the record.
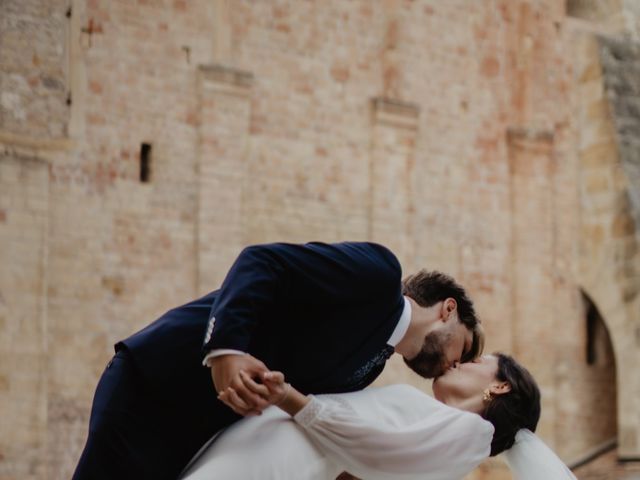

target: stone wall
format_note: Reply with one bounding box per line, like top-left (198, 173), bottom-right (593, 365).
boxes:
top-left (599, 36), bottom-right (640, 236)
top-left (0, 154), bottom-right (49, 480)
top-left (564, 13), bottom-right (640, 461)
top-left (0, 0), bottom-right (69, 139)
top-left (1, 1), bottom-right (638, 478)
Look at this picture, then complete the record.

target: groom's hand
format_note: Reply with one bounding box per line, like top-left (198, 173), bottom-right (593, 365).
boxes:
top-left (211, 354), bottom-right (270, 415)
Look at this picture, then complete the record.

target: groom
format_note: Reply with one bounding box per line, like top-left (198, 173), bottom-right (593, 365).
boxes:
top-left (72, 241), bottom-right (483, 480)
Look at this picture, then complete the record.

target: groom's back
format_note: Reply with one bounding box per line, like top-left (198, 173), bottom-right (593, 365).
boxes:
top-left (119, 241), bottom-right (404, 394)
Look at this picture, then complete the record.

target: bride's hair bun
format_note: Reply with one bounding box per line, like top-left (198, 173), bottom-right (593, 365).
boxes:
top-left (481, 353), bottom-right (541, 456)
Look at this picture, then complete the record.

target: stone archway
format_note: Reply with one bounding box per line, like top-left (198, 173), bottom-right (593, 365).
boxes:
top-left (566, 0), bottom-right (625, 26)
top-left (576, 290), bottom-right (617, 454)
top-left (578, 270), bottom-right (640, 461)
top-left (566, 8), bottom-right (640, 460)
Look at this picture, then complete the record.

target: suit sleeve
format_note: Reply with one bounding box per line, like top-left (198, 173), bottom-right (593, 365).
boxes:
top-left (202, 242), bottom-right (401, 356)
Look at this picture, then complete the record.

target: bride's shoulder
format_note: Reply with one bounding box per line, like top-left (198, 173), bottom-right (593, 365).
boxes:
top-left (369, 385), bottom-right (490, 425)
top-left (371, 383), bottom-right (433, 399)
top-left (347, 384), bottom-right (482, 429)
top-left (365, 384), bottom-right (442, 414)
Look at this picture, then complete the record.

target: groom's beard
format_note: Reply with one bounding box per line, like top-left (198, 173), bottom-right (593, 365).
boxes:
top-left (403, 331), bottom-right (451, 378)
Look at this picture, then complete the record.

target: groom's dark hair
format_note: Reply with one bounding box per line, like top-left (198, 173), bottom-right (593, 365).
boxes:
top-left (483, 353), bottom-right (541, 456)
top-left (402, 270), bottom-right (482, 362)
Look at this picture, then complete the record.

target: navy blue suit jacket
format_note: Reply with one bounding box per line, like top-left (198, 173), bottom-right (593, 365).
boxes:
top-left (117, 241), bottom-right (404, 449)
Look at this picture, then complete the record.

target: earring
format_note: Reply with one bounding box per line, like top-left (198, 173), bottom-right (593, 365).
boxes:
top-left (482, 388), bottom-right (492, 403)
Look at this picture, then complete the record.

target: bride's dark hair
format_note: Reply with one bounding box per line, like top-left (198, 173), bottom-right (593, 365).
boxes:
top-left (482, 353), bottom-right (541, 456)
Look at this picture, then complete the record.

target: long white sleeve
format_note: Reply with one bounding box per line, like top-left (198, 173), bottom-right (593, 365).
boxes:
top-left (294, 385), bottom-right (494, 480)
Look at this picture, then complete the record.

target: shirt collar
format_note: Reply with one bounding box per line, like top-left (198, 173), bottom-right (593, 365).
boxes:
top-left (387, 296), bottom-right (411, 347)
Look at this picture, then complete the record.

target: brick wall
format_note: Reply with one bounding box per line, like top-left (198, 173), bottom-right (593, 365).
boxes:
top-left (1, 1), bottom-right (638, 478)
top-left (0, 0), bottom-right (68, 138)
top-left (0, 154), bottom-right (49, 480)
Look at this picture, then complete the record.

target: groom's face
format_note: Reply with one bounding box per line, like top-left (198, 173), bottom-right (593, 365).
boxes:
top-left (403, 317), bottom-right (473, 378)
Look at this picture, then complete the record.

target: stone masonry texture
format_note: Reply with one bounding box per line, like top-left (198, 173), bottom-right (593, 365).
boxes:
top-left (1, 1), bottom-right (639, 479)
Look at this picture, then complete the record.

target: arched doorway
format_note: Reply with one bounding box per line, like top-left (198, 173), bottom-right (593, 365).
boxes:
top-left (566, 0), bottom-right (623, 24)
top-left (569, 290), bottom-right (618, 469)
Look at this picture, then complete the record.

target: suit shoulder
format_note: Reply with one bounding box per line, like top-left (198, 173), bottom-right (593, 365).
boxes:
top-left (242, 241), bottom-right (398, 262)
top-left (362, 242), bottom-right (402, 281)
top-left (237, 241), bottom-right (402, 285)
top-left (324, 242), bottom-right (402, 288)
top-left (365, 242), bottom-right (401, 264)
top-left (334, 241), bottom-right (401, 270)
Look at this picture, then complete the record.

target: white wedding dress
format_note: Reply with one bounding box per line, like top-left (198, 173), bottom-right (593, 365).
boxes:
top-left (181, 384), bottom-right (577, 480)
top-left (180, 384), bottom-right (494, 480)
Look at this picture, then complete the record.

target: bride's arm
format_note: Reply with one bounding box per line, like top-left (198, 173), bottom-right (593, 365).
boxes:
top-left (223, 372), bottom-right (362, 480)
top-left (229, 372), bottom-right (494, 479)
top-left (291, 391), bottom-right (493, 479)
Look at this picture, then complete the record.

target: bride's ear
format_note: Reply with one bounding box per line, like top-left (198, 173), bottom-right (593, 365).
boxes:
top-left (490, 381), bottom-right (512, 397)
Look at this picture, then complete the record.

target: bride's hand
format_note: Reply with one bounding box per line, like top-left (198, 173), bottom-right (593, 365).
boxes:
top-left (261, 371), bottom-right (289, 404)
top-left (230, 370), bottom-right (289, 406)
top-left (220, 370), bottom-right (290, 406)
top-left (237, 370), bottom-right (310, 416)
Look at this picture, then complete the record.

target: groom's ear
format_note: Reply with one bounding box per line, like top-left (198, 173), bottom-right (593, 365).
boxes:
top-left (442, 298), bottom-right (458, 322)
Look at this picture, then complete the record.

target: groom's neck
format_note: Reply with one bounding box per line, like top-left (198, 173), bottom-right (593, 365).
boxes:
top-left (395, 297), bottom-right (433, 359)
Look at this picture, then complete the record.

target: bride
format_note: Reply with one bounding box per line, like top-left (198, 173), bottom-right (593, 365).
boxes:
top-left (181, 353), bottom-right (575, 480)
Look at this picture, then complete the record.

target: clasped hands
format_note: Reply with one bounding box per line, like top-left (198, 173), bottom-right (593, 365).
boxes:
top-left (211, 353), bottom-right (288, 416)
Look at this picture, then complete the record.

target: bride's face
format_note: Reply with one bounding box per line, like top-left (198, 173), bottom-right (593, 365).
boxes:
top-left (432, 355), bottom-right (499, 404)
